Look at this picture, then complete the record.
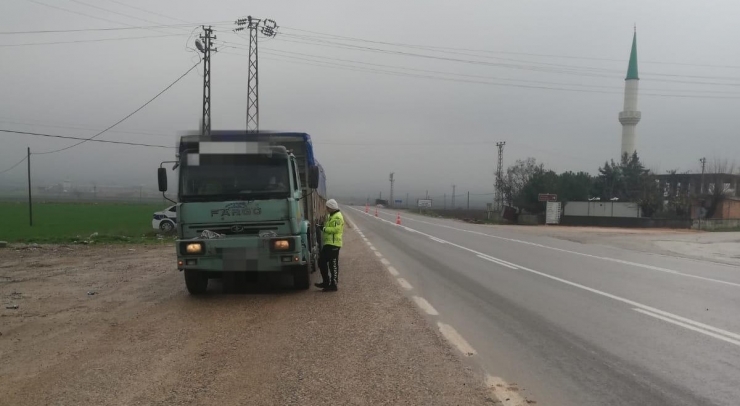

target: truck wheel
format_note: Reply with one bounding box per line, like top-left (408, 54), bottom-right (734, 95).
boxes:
top-left (293, 265), bottom-right (310, 290)
top-left (184, 270), bottom-right (208, 295)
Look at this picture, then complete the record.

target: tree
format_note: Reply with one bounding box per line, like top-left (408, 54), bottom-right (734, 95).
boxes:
top-left (620, 152), bottom-right (649, 201)
top-left (558, 171), bottom-right (593, 202)
top-left (502, 158), bottom-right (542, 206)
top-left (594, 159), bottom-right (621, 200)
top-left (661, 169), bottom-right (692, 218)
top-left (516, 167), bottom-right (559, 213)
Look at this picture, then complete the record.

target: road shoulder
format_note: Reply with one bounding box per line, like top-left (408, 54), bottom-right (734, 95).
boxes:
top-left (0, 227), bottom-right (491, 405)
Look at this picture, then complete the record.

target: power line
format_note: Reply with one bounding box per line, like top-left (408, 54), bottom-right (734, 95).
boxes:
top-left (68, 0), bottom-right (180, 28)
top-left (279, 26), bottom-right (740, 71)
top-left (34, 60), bottom-right (201, 155)
top-left (0, 33), bottom-right (183, 47)
top-left (0, 21), bottom-right (231, 35)
top-left (0, 118), bottom-right (173, 138)
top-left (222, 49), bottom-right (740, 99)
top-left (273, 30), bottom-right (740, 83)
top-left (0, 156), bottom-right (28, 175)
top-left (0, 129), bottom-right (173, 148)
top-left (249, 46), bottom-right (740, 95)
top-left (69, 0), bottom-right (188, 30)
top-left (102, 0), bottom-right (191, 24)
top-left (25, 0), bottom-right (135, 27)
top-left (262, 42), bottom-right (740, 87)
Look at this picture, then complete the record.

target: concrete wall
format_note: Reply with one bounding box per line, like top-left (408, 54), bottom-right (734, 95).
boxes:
top-left (564, 202), bottom-right (641, 218)
top-left (518, 214), bottom-right (543, 225)
top-left (561, 216), bottom-right (691, 229)
top-left (692, 219), bottom-right (740, 230)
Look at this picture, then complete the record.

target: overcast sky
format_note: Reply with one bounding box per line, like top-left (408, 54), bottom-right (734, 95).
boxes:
top-left (1, 0), bottom-right (739, 202)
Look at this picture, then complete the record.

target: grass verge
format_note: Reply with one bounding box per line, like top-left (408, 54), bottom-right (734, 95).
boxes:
top-left (0, 201), bottom-right (174, 244)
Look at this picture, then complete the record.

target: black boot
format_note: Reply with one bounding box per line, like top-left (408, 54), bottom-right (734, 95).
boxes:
top-left (322, 284), bottom-right (338, 292)
top-left (314, 282), bottom-right (327, 289)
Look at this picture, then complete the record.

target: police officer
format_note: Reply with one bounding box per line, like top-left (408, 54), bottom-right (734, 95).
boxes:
top-left (316, 199), bottom-right (344, 292)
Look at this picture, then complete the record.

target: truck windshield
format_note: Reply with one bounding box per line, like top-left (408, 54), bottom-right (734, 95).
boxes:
top-left (179, 154), bottom-right (290, 202)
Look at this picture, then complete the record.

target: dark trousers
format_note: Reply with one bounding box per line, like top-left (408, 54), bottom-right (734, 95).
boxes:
top-left (319, 245), bottom-right (340, 287)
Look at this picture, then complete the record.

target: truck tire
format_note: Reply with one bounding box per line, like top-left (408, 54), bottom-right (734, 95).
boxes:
top-left (184, 270), bottom-right (208, 295)
top-left (293, 265), bottom-right (310, 290)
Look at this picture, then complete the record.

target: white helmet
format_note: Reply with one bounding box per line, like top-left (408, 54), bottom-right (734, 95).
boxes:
top-left (326, 199), bottom-right (339, 210)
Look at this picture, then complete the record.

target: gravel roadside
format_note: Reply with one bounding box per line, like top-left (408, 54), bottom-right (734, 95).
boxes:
top-left (0, 228), bottom-right (492, 405)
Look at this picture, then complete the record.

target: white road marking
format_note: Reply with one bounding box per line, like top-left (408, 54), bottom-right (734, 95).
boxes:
top-left (375, 251), bottom-right (383, 257)
top-left (350, 207), bottom-right (740, 347)
top-left (370, 208), bottom-right (740, 288)
top-left (486, 375), bottom-right (529, 406)
top-left (369, 245), bottom-right (376, 251)
top-left (412, 296), bottom-right (439, 315)
top-left (477, 254), bottom-right (518, 270)
top-left (386, 266), bottom-right (400, 276)
top-left (380, 258), bottom-right (390, 266)
top-left (429, 236), bottom-right (446, 244)
top-left (633, 308), bottom-right (740, 346)
top-left (397, 278), bottom-right (413, 290)
top-left (438, 322), bottom-right (476, 356)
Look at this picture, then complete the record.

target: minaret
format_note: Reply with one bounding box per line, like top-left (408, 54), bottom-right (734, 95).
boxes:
top-left (619, 29), bottom-right (641, 158)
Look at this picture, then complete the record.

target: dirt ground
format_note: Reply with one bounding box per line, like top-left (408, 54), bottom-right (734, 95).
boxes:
top-left (0, 231), bottom-right (492, 405)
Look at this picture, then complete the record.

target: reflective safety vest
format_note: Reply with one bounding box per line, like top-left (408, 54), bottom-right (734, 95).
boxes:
top-left (322, 211), bottom-right (344, 248)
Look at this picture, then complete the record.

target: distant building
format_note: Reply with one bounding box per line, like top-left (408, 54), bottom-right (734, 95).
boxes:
top-left (654, 173), bottom-right (740, 199)
top-left (655, 173), bottom-right (740, 219)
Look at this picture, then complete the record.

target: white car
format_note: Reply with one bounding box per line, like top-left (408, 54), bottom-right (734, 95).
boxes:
top-left (152, 205), bottom-right (177, 233)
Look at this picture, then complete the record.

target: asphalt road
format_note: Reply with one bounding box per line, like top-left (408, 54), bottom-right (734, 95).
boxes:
top-left (347, 206), bottom-right (740, 406)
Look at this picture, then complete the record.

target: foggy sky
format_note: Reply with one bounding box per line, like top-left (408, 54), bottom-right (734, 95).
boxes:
top-left (2, 0), bottom-right (739, 202)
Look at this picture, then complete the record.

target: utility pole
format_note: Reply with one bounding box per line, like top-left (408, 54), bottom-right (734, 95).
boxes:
top-left (235, 16), bottom-right (278, 133)
top-left (196, 26), bottom-right (216, 137)
top-left (700, 157), bottom-right (707, 194)
top-left (467, 191), bottom-right (470, 210)
top-left (389, 172), bottom-right (395, 208)
top-left (27, 147), bottom-right (32, 227)
top-left (444, 193), bottom-right (447, 210)
top-left (451, 184), bottom-right (456, 209)
top-left (495, 141), bottom-right (506, 210)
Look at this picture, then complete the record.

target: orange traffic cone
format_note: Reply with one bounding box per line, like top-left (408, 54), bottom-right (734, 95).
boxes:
top-left (365, 204), bottom-right (369, 213)
top-left (396, 212), bottom-right (402, 225)
top-left (375, 207), bottom-right (379, 217)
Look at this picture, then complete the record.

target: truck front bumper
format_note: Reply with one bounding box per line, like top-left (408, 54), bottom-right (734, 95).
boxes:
top-left (176, 236), bottom-right (305, 272)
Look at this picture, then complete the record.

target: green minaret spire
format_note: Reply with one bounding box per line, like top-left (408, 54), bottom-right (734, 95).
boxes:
top-left (626, 29), bottom-right (639, 80)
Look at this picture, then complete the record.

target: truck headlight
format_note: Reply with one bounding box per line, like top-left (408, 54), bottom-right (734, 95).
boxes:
top-left (185, 242), bottom-right (204, 254)
top-left (272, 239), bottom-right (291, 251)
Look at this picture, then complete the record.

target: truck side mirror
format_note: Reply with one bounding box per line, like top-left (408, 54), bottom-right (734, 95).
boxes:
top-left (308, 165), bottom-right (320, 189)
top-left (158, 168), bottom-right (168, 192)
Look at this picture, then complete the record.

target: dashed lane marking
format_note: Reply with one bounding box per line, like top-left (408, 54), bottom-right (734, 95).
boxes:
top-left (485, 375), bottom-right (530, 406)
top-left (380, 258), bottom-right (390, 266)
top-left (438, 322), bottom-right (476, 356)
top-left (412, 296), bottom-right (439, 315)
top-left (397, 278), bottom-right (413, 290)
top-left (386, 266), bottom-right (400, 276)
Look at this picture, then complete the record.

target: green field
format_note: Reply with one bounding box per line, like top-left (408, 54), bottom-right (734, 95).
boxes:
top-left (0, 202), bottom-right (173, 244)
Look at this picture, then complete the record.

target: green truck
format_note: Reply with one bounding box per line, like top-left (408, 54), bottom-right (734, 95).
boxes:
top-left (157, 131), bottom-right (328, 294)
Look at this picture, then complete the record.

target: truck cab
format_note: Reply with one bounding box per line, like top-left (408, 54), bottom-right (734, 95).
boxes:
top-left (158, 131), bottom-right (327, 294)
